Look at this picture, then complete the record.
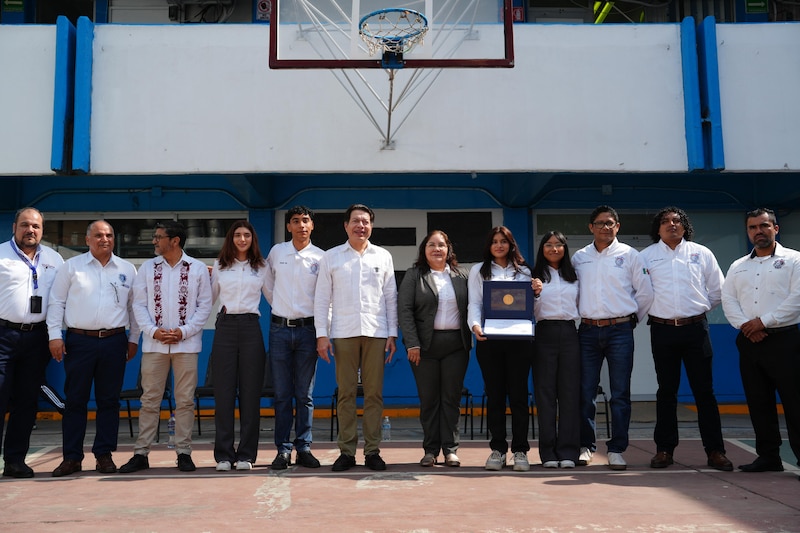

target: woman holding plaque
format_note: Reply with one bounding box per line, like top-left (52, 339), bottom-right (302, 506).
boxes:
top-left (531, 230), bottom-right (581, 469)
top-left (468, 226), bottom-right (538, 471)
top-left (398, 230), bottom-right (471, 468)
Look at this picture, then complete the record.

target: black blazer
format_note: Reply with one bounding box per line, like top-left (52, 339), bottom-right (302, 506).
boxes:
top-left (398, 265), bottom-right (471, 353)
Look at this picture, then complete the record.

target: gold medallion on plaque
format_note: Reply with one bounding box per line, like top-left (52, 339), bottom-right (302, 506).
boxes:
top-left (502, 293), bottom-right (514, 306)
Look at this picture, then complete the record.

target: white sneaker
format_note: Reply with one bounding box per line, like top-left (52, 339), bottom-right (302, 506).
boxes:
top-left (578, 447), bottom-right (593, 466)
top-left (542, 460), bottom-right (559, 468)
top-left (215, 461), bottom-right (231, 472)
top-left (235, 460), bottom-right (253, 471)
top-left (608, 452), bottom-right (627, 471)
top-left (559, 460), bottom-right (576, 469)
top-left (484, 450), bottom-right (506, 471)
top-left (512, 452), bottom-right (530, 472)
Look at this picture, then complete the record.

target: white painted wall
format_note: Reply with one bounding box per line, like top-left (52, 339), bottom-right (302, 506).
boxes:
top-left (717, 23), bottom-right (800, 171)
top-left (88, 23), bottom-right (690, 174)
top-left (0, 26), bottom-right (56, 175)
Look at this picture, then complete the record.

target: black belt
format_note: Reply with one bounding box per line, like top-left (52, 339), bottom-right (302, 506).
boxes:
top-left (764, 324), bottom-right (799, 334)
top-left (271, 315), bottom-right (314, 328)
top-left (0, 318), bottom-right (45, 332)
top-left (649, 314), bottom-right (706, 327)
top-left (68, 327), bottom-right (126, 338)
top-left (581, 316), bottom-right (632, 327)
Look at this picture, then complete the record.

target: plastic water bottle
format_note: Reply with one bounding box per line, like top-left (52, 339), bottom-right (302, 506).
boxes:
top-left (167, 412), bottom-right (176, 449)
top-left (381, 416), bottom-right (391, 441)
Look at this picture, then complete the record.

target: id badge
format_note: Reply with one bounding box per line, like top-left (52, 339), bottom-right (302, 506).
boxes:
top-left (30, 295), bottom-right (43, 314)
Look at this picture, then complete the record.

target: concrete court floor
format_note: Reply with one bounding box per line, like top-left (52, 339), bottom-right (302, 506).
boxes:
top-left (2, 403), bottom-right (799, 533)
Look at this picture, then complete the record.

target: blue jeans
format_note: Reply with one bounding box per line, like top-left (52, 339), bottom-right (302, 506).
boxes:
top-left (579, 321), bottom-right (634, 454)
top-left (269, 323), bottom-right (318, 454)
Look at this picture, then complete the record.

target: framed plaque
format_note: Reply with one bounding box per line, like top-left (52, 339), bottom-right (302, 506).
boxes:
top-left (482, 281), bottom-right (535, 339)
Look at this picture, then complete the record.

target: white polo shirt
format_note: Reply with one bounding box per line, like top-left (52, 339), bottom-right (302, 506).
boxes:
top-left (264, 240), bottom-right (324, 319)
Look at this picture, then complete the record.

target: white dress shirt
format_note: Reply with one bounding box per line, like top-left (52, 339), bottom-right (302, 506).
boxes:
top-left (467, 261), bottom-right (532, 329)
top-left (314, 241), bottom-right (398, 339)
top-left (211, 259), bottom-right (269, 315)
top-left (640, 238), bottom-right (724, 320)
top-left (430, 267), bottom-right (461, 331)
top-left (264, 240), bottom-right (324, 319)
top-left (133, 252), bottom-right (213, 354)
top-left (572, 238), bottom-right (653, 322)
top-left (46, 252), bottom-right (140, 341)
top-left (533, 266), bottom-right (580, 322)
top-left (722, 242), bottom-right (800, 329)
top-left (0, 240), bottom-right (63, 324)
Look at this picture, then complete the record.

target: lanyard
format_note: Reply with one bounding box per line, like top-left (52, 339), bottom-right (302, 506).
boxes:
top-left (10, 240), bottom-right (40, 290)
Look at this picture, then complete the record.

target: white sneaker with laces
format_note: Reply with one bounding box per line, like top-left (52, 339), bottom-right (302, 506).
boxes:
top-left (484, 450), bottom-right (506, 471)
top-left (608, 452), bottom-right (627, 470)
top-left (513, 452), bottom-right (530, 472)
top-left (542, 460), bottom-right (559, 469)
top-left (216, 461), bottom-right (231, 471)
top-left (235, 460), bottom-right (253, 471)
top-left (559, 460), bottom-right (576, 469)
top-left (578, 447), bottom-right (593, 466)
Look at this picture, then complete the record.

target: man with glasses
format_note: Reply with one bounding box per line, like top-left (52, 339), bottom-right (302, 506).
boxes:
top-left (47, 220), bottom-right (140, 477)
top-left (572, 205), bottom-right (653, 470)
top-left (119, 221), bottom-right (212, 473)
top-left (0, 207), bottom-right (63, 478)
top-left (722, 208), bottom-right (800, 480)
top-left (315, 204), bottom-right (397, 472)
top-left (640, 207), bottom-right (732, 471)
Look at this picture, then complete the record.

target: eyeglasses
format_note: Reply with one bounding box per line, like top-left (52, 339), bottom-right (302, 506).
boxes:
top-left (543, 243), bottom-right (565, 249)
top-left (152, 234), bottom-right (171, 241)
top-left (591, 221), bottom-right (617, 229)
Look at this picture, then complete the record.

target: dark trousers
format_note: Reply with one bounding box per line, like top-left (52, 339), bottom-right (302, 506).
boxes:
top-left (651, 320), bottom-right (725, 455)
top-left (211, 313), bottom-right (266, 464)
top-left (411, 330), bottom-right (469, 456)
top-left (62, 331), bottom-right (128, 460)
top-left (476, 338), bottom-right (532, 454)
top-left (736, 328), bottom-right (800, 465)
top-left (533, 320), bottom-right (581, 463)
top-left (0, 325), bottom-right (50, 464)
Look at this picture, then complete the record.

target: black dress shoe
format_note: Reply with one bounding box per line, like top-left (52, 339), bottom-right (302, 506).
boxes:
top-left (271, 452), bottom-right (291, 470)
top-left (296, 450), bottom-right (321, 468)
top-left (118, 454), bottom-right (149, 474)
top-left (95, 454), bottom-right (117, 474)
top-left (738, 457), bottom-right (784, 472)
top-left (177, 453), bottom-right (196, 472)
top-left (332, 453), bottom-right (356, 472)
top-left (650, 451), bottom-right (674, 468)
top-left (365, 453), bottom-right (387, 471)
top-left (2, 462), bottom-right (34, 478)
top-left (52, 459), bottom-right (83, 477)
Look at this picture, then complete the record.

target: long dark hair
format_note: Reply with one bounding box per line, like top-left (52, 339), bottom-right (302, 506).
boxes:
top-left (532, 230), bottom-right (577, 283)
top-left (479, 226), bottom-right (528, 280)
top-left (217, 220), bottom-right (265, 270)
top-left (413, 230), bottom-right (458, 274)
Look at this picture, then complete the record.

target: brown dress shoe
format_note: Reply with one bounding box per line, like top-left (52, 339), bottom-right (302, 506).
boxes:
top-left (52, 459), bottom-right (82, 477)
top-left (650, 451), bottom-right (673, 468)
top-left (96, 454), bottom-right (117, 474)
top-left (707, 451), bottom-right (733, 471)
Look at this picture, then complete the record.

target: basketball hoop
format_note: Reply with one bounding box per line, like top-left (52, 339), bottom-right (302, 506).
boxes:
top-left (359, 8), bottom-right (429, 69)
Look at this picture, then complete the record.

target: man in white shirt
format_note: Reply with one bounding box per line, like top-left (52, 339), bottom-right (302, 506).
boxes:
top-left (265, 206), bottom-right (325, 470)
top-left (47, 220), bottom-right (140, 477)
top-left (315, 204), bottom-right (398, 472)
top-left (722, 208), bottom-right (800, 478)
top-left (640, 207), bottom-right (732, 471)
top-left (572, 205), bottom-right (653, 471)
top-left (0, 208), bottom-right (64, 478)
top-left (119, 221), bottom-right (213, 473)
